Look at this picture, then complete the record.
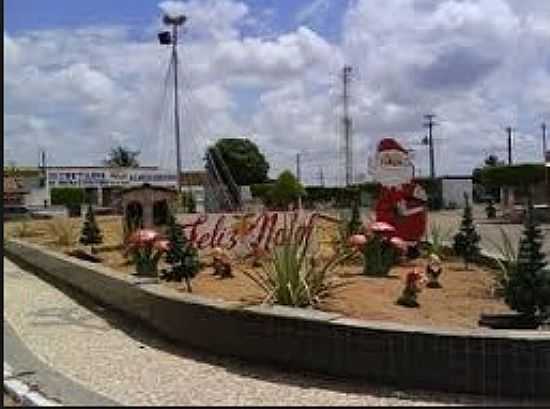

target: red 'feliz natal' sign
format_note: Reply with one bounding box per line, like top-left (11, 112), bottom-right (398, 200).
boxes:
top-left (178, 211), bottom-right (335, 252)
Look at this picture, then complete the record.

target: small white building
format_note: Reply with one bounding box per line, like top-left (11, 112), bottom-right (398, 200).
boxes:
top-left (440, 175), bottom-right (473, 208)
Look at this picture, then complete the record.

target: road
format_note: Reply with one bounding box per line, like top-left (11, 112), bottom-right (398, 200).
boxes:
top-left (3, 257), bottom-right (528, 406)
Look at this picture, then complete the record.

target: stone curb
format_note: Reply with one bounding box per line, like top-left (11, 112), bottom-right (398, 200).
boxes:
top-left (4, 238), bottom-right (550, 399)
top-left (4, 362), bottom-right (62, 407)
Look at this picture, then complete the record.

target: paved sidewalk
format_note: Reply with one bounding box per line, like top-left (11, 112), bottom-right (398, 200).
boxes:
top-left (3, 258), bottom-right (534, 406)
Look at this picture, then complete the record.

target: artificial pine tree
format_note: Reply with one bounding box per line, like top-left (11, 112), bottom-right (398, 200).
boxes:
top-left (505, 197), bottom-right (549, 318)
top-left (453, 193), bottom-right (481, 269)
top-left (79, 203), bottom-right (103, 254)
top-left (347, 199), bottom-right (362, 237)
top-left (162, 209), bottom-right (200, 292)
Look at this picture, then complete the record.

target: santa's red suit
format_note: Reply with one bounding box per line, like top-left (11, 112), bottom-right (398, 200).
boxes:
top-left (375, 183), bottom-right (427, 243)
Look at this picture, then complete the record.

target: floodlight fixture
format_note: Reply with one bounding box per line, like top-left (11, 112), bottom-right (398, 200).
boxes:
top-left (163, 14), bottom-right (187, 26)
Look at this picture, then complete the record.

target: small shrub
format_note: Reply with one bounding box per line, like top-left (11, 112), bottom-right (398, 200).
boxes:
top-left (453, 193), bottom-right (481, 269)
top-left (361, 233), bottom-right (399, 276)
top-left (485, 199), bottom-right (497, 219)
top-left (268, 170), bottom-right (305, 210)
top-left (161, 209), bottom-right (200, 291)
top-left (48, 218), bottom-right (78, 246)
top-left (504, 198), bottom-right (549, 318)
top-left (243, 235), bottom-right (348, 307)
top-left (79, 203), bottom-right (103, 254)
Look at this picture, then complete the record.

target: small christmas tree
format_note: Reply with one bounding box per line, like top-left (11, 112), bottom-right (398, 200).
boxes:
top-left (79, 203), bottom-right (103, 254)
top-left (162, 208), bottom-right (200, 292)
top-left (347, 199), bottom-right (362, 237)
top-left (453, 193), bottom-right (481, 269)
top-left (505, 197), bottom-right (549, 318)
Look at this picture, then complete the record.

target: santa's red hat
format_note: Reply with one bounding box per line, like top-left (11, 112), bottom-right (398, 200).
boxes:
top-left (377, 138), bottom-right (407, 154)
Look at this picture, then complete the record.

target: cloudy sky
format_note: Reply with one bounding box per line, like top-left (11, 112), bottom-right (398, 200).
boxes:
top-left (4, 0), bottom-right (550, 185)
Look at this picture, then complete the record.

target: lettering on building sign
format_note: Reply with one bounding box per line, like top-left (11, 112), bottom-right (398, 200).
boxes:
top-left (179, 211), bottom-right (321, 252)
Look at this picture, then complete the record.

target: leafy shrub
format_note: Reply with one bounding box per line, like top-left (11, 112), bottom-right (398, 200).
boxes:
top-left (51, 188), bottom-right (86, 206)
top-left (48, 218), bottom-right (78, 246)
top-left (243, 234), bottom-right (348, 307)
top-left (361, 234), bottom-right (399, 276)
top-left (268, 170), bottom-right (305, 210)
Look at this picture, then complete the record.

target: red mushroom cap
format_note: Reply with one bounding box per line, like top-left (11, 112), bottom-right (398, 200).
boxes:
top-left (128, 229), bottom-right (160, 245)
top-left (348, 234), bottom-right (368, 248)
top-left (369, 221), bottom-right (396, 233)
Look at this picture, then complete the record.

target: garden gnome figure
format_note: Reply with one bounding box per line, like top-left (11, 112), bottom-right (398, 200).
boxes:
top-left (372, 138), bottom-right (428, 254)
top-left (397, 269), bottom-right (426, 308)
top-left (212, 247), bottom-right (233, 278)
top-left (426, 253), bottom-right (443, 288)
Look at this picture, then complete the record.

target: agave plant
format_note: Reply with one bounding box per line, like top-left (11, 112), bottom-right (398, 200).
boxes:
top-left (243, 237), bottom-right (349, 307)
top-left (487, 227), bottom-right (518, 297)
top-left (425, 222), bottom-right (452, 259)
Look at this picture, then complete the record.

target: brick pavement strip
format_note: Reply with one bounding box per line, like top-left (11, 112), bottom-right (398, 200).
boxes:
top-left (3, 257), bottom-right (532, 406)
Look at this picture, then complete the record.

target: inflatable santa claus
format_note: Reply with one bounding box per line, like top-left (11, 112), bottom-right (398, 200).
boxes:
top-left (372, 137), bottom-right (428, 248)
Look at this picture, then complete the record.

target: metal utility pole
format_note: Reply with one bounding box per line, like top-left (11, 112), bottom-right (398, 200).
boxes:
top-left (160, 13), bottom-right (187, 193)
top-left (423, 114), bottom-right (438, 179)
top-left (296, 153), bottom-right (301, 183)
top-left (542, 122), bottom-right (547, 162)
top-left (506, 126), bottom-right (513, 165)
top-left (319, 167), bottom-right (325, 187)
top-left (342, 65), bottom-right (353, 186)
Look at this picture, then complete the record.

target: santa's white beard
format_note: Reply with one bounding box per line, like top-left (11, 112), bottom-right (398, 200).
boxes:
top-left (373, 165), bottom-right (413, 187)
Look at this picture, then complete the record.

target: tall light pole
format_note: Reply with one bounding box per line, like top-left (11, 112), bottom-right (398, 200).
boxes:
top-left (506, 126), bottom-right (513, 165)
top-left (159, 13), bottom-right (187, 194)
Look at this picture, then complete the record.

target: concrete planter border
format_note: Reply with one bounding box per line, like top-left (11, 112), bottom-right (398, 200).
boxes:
top-left (4, 238), bottom-right (549, 399)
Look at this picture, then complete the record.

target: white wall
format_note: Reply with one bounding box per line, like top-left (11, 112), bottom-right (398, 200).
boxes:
top-left (442, 179), bottom-right (472, 208)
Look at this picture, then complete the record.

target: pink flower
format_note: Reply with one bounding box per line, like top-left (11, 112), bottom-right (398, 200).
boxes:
top-left (348, 234), bottom-right (368, 249)
top-left (369, 221), bottom-right (396, 233)
top-left (128, 229), bottom-right (160, 245)
top-left (154, 239), bottom-right (171, 252)
top-left (390, 237), bottom-right (408, 253)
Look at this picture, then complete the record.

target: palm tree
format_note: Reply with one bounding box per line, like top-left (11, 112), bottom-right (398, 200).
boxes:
top-left (104, 146), bottom-right (140, 168)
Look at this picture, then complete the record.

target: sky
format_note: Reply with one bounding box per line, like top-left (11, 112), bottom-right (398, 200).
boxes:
top-left (4, 0), bottom-right (550, 186)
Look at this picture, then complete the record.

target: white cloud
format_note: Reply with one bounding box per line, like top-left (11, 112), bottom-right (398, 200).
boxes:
top-left (4, 0), bottom-right (550, 185)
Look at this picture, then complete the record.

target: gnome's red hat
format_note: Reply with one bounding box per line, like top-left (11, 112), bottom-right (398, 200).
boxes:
top-left (377, 138), bottom-right (408, 154)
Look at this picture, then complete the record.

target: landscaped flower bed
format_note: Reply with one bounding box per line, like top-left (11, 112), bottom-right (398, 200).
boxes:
top-left (4, 213), bottom-right (517, 329)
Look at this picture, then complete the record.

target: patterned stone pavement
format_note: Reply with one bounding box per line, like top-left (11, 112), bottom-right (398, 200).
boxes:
top-left (3, 257), bottom-right (527, 407)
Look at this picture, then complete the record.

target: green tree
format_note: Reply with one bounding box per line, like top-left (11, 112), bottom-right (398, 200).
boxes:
top-left (269, 170), bottom-right (305, 210)
top-left (79, 203), bottom-right (103, 253)
top-left (206, 138), bottom-right (269, 186)
top-left (104, 145), bottom-right (140, 168)
top-left (505, 197), bottom-right (549, 317)
top-left (453, 193), bottom-right (481, 269)
top-left (161, 209), bottom-right (200, 292)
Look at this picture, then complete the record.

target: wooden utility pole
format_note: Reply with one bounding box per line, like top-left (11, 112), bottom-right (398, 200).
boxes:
top-left (343, 66), bottom-right (353, 186)
top-left (423, 114), bottom-right (438, 179)
top-left (296, 153), bottom-right (301, 183)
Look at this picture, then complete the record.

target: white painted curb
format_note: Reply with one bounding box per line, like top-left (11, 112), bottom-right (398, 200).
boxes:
top-left (4, 362), bottom-right (62, 406)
